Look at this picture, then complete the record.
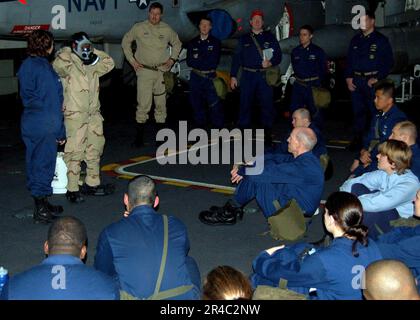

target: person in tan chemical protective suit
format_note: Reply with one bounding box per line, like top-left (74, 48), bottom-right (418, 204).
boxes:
top-left (53, 32), bottom-right (115, 203)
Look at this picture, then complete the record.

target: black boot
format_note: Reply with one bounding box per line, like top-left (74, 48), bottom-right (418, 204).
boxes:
top-left (46, 198), bottom-right (64, 215)
top-left (66, 191), bottom-right (85, 203)
top-left (33, 196), bottom-right (57, 224)
top-left (199, 200), bottom-right (244, 226)
top-left (133, 123), bottom-right (145, 147)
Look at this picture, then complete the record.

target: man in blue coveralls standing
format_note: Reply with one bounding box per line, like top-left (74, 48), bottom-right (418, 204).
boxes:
top-left (187, 17), bottom-right (223, 129)
top-left (346, 10), bottom-right (394, 150)
top-left (290, 25), bottom-right (327, 127)
top-left (230, 9), bottom-right (282, 144)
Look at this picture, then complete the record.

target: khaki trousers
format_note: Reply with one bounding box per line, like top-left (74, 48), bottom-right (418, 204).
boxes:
top-left (64, 113), bottom-right (105, 191)
top-left (136, 68), bottom-right (167, 123)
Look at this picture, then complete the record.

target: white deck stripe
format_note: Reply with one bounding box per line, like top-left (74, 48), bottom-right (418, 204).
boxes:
top-left (115, 136), bottom-right (344, 192)
top-left (117, 138), bottom-right (240, 191)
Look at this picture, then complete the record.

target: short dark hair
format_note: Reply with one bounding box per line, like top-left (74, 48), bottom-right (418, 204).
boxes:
top-left (300, 25), bottom-right (314, 34)
top-left (374, 80), bottom-right (395, 100)
top-left (365, 9), bottom-right (376, 20)
top-left (26, 30), bottom-right (54, 57)
top-left (47, 216), bottom-right (87, 256)
top-left (200, 16), bottom-right (213, 24)
top-left (149, 2), bottom-right (163, 13)
top-left (128, 175), bottom-right (157, 207)
top-left (325, 192), bottom-right (368, 257)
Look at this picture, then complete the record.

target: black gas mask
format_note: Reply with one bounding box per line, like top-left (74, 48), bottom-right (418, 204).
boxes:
top-left (72, 35), bottom-right (99, 66)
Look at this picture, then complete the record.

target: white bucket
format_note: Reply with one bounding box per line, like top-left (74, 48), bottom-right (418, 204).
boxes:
top-left (51, 152), bottom-right (68, 194)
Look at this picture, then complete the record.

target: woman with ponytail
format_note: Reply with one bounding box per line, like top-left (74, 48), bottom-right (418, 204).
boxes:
top-left (251, 192), bottom-right (383, 300)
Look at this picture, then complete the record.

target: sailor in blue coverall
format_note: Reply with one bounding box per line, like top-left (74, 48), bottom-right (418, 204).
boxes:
top-left (350, 81), bottom-right (406, 177)
top-left (230, 9), bottom-right (282, 132)
top-left (376, 224), bottom-right (420, 293)
top-left (199, 128), bottom-right (324, 226)
top-left (290, 25), bottom-right (327, 127)
top-left (94, 176), bottom-right (201, 300)
top-left (250, 192), bottom-right (383, 300)
top-left (187, 17), bottom-right (223, 128)
top-left (1, 216), bottom-right (119, 300)
top-left (345, 11), bottom-right (394, 147)
top-left (18, 30), bottom-right (66, 223)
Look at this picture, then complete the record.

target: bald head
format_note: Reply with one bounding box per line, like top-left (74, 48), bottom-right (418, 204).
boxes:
top-left (296, 127), bottom-right (317, 151)
top-left (46, 216), bottom-right (87, 257)
top-left (364, 260), bottom-right (420, 300)
top-left (128, 175), bottom-right (157, 208)
top-left (292, 108), bottom-right (311, 128)
top-left (390, 121), bottom-right (417, 146)
top-left (287, 127), bottom-right (317, 157)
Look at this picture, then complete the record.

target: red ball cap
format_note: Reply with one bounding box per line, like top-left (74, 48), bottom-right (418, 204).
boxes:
top-left (250, 9), bottom-right (264, 19)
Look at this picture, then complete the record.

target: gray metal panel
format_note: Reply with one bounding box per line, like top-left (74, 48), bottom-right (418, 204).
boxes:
top-left (0, 59), bottom-right (14, 77)
top-left (0, 76), bottom-right (17, 95)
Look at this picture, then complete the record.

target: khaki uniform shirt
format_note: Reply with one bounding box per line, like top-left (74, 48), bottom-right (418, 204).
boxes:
top-left (121, 20), bottom-right (182, 70)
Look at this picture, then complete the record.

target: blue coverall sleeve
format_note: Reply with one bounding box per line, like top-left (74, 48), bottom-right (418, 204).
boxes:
top-left (230, 38), bottom-right (242, 77)
top-left (94, 230), bottom-right (117, 279)
top-left (253, 251), bottom-right (328, 289)
top-left (377, 227), bottom-right (418, 243)
top-left (377, 37), bottom-right (394, 80)
top-left (378, 237), bottom-right (420, 269)
top-left (245, 160), bottom-right (306, 184)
